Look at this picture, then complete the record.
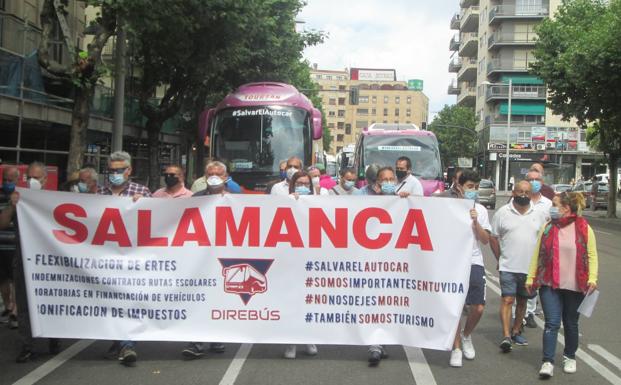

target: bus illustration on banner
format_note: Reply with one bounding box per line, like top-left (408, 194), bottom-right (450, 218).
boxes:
top-left (219, 259), bottom-right (274, 304)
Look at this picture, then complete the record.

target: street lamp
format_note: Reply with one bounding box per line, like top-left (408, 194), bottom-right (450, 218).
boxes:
top-left (482, 79), bottom-right (512, 191)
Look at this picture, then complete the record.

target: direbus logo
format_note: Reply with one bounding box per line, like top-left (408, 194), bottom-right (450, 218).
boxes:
top-left (218, 258), bottom-right (274, 305)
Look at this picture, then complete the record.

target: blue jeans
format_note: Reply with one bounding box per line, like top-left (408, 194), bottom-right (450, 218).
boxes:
top-left (539, 286), bottom-right (584, 364)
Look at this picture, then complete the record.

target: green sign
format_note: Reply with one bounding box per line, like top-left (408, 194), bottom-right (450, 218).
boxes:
top-left (408, 79), bottom-right (424, 91)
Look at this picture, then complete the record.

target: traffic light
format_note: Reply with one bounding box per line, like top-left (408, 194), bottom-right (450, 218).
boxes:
top-left (349, 87), bottom-right (359, 105)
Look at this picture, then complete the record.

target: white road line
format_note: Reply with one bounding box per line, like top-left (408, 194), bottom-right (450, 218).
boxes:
top-left (589, 344), bottom-right (621, 372)
top-left (484, 272), bottom-right (621, 385)
top-left (594, 230), bottom-right (613, 236)
top-left (218, 343), bottom-right (253, 385)
top-left (403, 346), bottom-right (438, 385)
top-left (12, 339), bottom-right (95, 385)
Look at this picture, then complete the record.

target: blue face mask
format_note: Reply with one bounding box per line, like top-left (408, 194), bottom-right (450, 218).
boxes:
top-left (2, 182), bottom-right (15, 194)
top-left (279, 170), bottom-right (287, 180)
top-left (530, 180), bottom-right (542, 193)
top-left (294, 186), bottom-right (311, 195)
top-left (343, 180), bottom-right (356, 190)
top-left (380, 182), bottom-right (396, 195)
top-left (109, 173), bottom-right (126, 186)
top-left (549, 206), bottom-right (562, 220)
top-left (77, 182), bottom-right (89, 193)
top-left (464, 189), bottom-right (479, 200)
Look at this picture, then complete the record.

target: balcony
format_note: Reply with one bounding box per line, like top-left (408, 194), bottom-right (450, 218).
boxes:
top-left (489, 4), bottom-right (549, 25)
top-left (448, 58), bottom-right (462, 73)
top-left (488, 31), bottom-right (537, 50)
top-left (457, 86), bottom-right (476, 107)
top-left (457, 57), bottom-right (477, 82)
top-left (449, 34), bottom-right (460, 51)
top-left (458, 32), bottom-right (478, 57)
top-left (450, 13), bottom-right (460, 30)
top-left (486, 85), bottom-right (547, 102)
top-left (487, 58), bottom-right (535, 75)
top-left (460, 6), bottom-right (480, 32)
top-left (448, 81), bottom-right (460, 95)
top-left (460, 0), bottom-right (479, 8)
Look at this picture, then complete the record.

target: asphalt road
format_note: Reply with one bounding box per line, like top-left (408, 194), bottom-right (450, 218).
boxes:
top-left (1, 210), bottom-right (620, 385)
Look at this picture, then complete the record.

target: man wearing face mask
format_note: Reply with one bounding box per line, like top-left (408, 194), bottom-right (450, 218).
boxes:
top-left (0, 166), bottom-right (19, 329)
top-left (190, 160), bottom-right (241, 194)
top-left (490, 181), bottom-right (547, 353)
top-left (192, 161), bottom-right (232, 197)
top-left (97, 152), bottom-right (150, 366)
top-left (529, 163), bottom-right (555, 200)
top-left (395, 156), bottom-right (424, 196)
top-left (271, 156), bottom-right (303, 196)
top-left (153, 165), bottom-right (193, 198)
top-left (76, 167), bottom-right (99, 194)
top-left (354, 164), bottom-right (382, 196)
top-left (1, 162), bottom-right (62, 362)
top-left (329, 168), bottom-right (359, 195)
top-left (266, 160), bottom-right (288, 194)
top-left (306, 166), bottom-right (329, 195)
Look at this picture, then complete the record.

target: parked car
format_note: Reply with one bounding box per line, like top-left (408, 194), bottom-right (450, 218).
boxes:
top-left (571, 181), bottom-right (608, 209)
top-left (551, 184), bottom-right (572, 196)
top-left (477, 179), bottom-right (496, 209)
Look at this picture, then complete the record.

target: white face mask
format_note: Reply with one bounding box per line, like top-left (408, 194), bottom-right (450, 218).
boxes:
top-left (207, 175), bottom-right (224, 187)
top-left (311, 177), bottom-right (320, 186)
top-left (286, 167), bottom-right (298, 181)
top-left (28, 178), bottom-right (42, 190)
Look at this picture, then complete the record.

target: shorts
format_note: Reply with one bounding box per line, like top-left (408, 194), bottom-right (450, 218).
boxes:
top-left (465, 265), bottom-right (486, 305)
top-left (0, 249), bottom-right (14, 283)
top-left (499, 271), bottom-right (536, 299)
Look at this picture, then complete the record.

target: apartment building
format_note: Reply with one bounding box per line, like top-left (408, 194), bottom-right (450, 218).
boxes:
top-left (448, 0), bottom-right (604, 187)
top-left (311, 67), bottom-right (429, 155)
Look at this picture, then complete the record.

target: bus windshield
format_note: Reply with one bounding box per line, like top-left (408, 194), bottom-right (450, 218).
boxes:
top-left (212, 106), bottom-right (311, 174)
top-left (363, 135), bottom-right (442, 180)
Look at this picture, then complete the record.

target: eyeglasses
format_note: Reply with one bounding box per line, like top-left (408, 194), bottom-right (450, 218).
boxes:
top-left (108, 167), bottom-right (128, 174)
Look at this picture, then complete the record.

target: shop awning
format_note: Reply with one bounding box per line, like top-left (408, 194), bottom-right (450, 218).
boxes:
top-left (499, 102), bottom-right (546, 115)
top-left (499, 75), bottom-right (544, 85)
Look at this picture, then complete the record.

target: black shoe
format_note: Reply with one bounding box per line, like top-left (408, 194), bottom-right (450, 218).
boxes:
top-left (0, 309), bottom-right (10, 323)
top-left (119, 346), bottom-right (137, 366)
top-left (525, 314), bottom-right (537, 328)
top-left (499, 337), bottom-right (512, 353)
top-left (16, 349), bottom-right (34, 363)
top-left (104, 341), bottom-right (121, 360)
top-left (49, 339), bottom-right (61, 355)
top-left (8, 314), bottom-right (18, 329)
top-left (182, 344), bottom-right (205, 360)
top-left (209, 343), bottom-right (225, 353)
top-left (368, 350), bottom-right (382, 366)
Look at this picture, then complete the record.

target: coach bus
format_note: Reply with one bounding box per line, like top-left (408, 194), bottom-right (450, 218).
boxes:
top-left (353, 123), bottom-right (444, 196)
top-left (199, 82), bottom-right (322, 192)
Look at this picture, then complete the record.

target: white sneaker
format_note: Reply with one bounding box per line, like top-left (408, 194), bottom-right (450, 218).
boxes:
top-left (305, 344), bottom-right (318, 356)
top-left (449, 348), bottom-right (463, 367)
top-left (563, 356), bottom-right (576, 373)
top-left (461, 333), bottom-right (475, 360)
top-left (283, 345), bottom-right (296, 359)
top-left (539, 362), bottom-right (554, 378)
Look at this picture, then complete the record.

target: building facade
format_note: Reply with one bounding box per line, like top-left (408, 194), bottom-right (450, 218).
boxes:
top-left (311, 67), bottom-right (429, 155)
top-left (448, 0), bottom-right (605, 188)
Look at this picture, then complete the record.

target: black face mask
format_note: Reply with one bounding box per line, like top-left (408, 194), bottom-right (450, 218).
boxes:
top-left (164, 175), bottom-right (179, 188)
top-left (396, 170), bottom-right (408, 181)
top-left (514, 195), bottom-right (531, 206)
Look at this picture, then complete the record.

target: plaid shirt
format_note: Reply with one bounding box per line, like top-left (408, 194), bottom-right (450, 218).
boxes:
top-left (97, 181), bottom-right (152, 197)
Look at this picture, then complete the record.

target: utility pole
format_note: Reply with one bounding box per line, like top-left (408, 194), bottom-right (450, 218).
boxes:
top-left (112, 18), bottom-right (126, 152)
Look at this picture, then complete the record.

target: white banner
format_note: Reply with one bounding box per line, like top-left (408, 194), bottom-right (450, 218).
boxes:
top-left (16, 189), bottom-right (473, 351)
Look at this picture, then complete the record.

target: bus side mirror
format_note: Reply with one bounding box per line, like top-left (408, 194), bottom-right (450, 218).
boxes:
top-left (199, 108), bottom-right (215, 140)
top-left (312, 108), bottom-right (322, 140)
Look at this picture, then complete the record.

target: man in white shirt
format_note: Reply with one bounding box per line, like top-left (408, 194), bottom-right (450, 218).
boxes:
top-left (490, 180), bottom-right (547, 353)
top-left (395, 156), bottom-right (424, 196)
top-left (270, 157), bottom-right (303, 196)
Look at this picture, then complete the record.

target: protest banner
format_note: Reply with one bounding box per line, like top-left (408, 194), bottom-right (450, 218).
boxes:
top-left (16, 189), bottom-right (473, 350)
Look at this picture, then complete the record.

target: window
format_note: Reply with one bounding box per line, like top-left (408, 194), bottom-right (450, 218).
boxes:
top-left (355, 120), bottom-right (367, 129)
top-left (372, 96), bottom-right (377, 104)
top-left (329, 98), bottom-right (336, 105)
top-left (406, 109), bottom-right (411, 117)
top-left (337, 134), bottom-right (344, 142)
top-left (395, 108), bottom-right (400, 117)
top-left (337, 122), bottom-right (345, 130)
top-left (330, 86), bottom-right (337, 90)
top-left (383, 96), bottom-right (389, 103)
top-left (326, 75), bottom-right (333, 80)
top-left (339, 85), bottom-right (346, 91)
top-left (395, 96), bottom-right (400, 104)
top-left (383, 108), bottom-right (388, 116)
top-left (407, 96), bottom-right (411, 104)
top-left (345, 125), bottom-right (352, 135)
top-left (338, 110), bottom-right (345, 117)
top-left (337, 146), bottom-right (343, 152)
top-left (359, 96), bottom-right (369, 103)
top-left (371, 108), bottom-right (376, 115)
top-left (328, 111), bottom-right (336, 117)
top-left (338, 97), bottom-right (346, 105)
top-left (328, 123), bottom-right (335, 128)
top-left (356, 108), bottom-right (369, 115)
top-left (315, 74), bottom-right (322, 79)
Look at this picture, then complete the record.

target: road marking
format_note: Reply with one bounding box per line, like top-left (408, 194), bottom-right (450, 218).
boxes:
top-left (595, 230), bottom-right (613, 236)
top-left (13, 339), bottom-right (95, 385)
top-left (589, 344), bottom-right (621, 372)
top-left (218, 343), bottom-right (252, 385)
top-left (485, 271), bottom-right (621, 385)
top-left (403, 346), bottom-right (438, 385)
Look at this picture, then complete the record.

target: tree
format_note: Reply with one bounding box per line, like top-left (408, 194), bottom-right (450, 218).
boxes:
top-left (531, 0), bottom-right (621, 218)
top-left (38, 0), bottom-right (117, 173)
top-left (428, 105), bottom-right (477, 169)
top-left (123, 0), bottom-right (323, 190)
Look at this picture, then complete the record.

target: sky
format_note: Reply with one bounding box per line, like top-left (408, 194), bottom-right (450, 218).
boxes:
top-left (298, 0), bottom-right (458, 121)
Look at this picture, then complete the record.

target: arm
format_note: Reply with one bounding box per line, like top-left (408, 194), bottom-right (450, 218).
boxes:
top-left (586, 225), bottom-right (598, 290)
top-left (489, 236), bottom-right (501, 260)
top-left (526, 225), bottom-right (546, 286)
top-left (473, 206), bottom-right (491, 245)
top-left (0, 205), bottom-right (15, 230)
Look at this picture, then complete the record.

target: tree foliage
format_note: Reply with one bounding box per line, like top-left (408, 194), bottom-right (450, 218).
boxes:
top-left (428, 105), bottom-right (477, 168)
top-left (531, 0), bottom-right (621, 217)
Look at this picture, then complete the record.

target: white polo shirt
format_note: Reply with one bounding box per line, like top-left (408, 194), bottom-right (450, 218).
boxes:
top-left (270, 180), bottom-right (290, 196)
top-left (491, 202), bottom-right (547, 274)
top-left (532, 194), bottom-right (552, 221)
top-left (472, 202), bottom-right (492, 267)
top-left (396, 174), bottom-right (424, 196)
